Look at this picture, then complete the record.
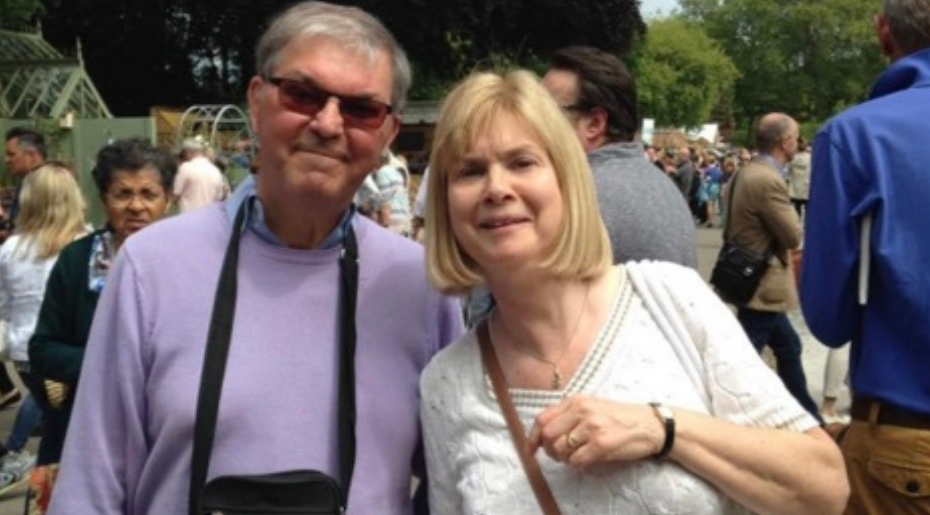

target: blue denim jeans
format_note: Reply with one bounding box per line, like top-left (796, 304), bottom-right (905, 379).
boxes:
top-left (6, 393), bottom-right (42, 452)
top-left (737, 307), bottom-right (823, 424)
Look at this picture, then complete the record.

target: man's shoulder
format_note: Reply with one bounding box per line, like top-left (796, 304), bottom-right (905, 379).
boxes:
top-left (592, 148), bottom-right (683, 198)
top-left (122, 205), bottom-right (228, 261)
top-left (356, 217), bottom-right (423, 262)
top-left (741, 160), bottom-right (782, 184)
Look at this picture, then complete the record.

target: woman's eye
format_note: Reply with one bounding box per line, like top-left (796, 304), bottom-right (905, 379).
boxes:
top-left (456, 165), bottom-right (483, 178)
top-left (513, 157), bottom-right (537, 169)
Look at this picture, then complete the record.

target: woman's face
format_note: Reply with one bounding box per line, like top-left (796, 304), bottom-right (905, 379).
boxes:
top-left (446, 115), bottom-right (563, 271)
top-left (102, 167), bottom-right (171, 245)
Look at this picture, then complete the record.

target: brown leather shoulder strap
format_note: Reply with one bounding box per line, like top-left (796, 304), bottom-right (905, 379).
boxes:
top-left (477, 321), bottom-right (562, 515)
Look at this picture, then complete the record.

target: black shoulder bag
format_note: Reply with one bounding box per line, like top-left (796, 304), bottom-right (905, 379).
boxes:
top-left (188, 201), bottom-right (358, 515)
top-left (710, 170), bottom-right (773, 305)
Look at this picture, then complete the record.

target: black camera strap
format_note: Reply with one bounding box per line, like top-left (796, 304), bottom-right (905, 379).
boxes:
top-left (188, 200), bottom-right (358, 515)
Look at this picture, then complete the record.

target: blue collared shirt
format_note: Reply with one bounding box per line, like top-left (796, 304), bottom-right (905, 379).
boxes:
top-left (225, 175), bottom-right (355, 249)
top-left (759, 154), bottom-right (788, 179)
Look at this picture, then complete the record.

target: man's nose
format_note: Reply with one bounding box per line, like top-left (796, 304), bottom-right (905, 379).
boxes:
top-left (310, 97), bottom-right (345, 138)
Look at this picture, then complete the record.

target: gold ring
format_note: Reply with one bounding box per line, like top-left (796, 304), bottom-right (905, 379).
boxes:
top-left (566, 432), bottom-right (581, 450)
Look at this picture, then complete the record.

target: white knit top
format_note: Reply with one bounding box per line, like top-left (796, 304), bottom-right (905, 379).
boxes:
top-left (421, 262), bottom-right (818, 515)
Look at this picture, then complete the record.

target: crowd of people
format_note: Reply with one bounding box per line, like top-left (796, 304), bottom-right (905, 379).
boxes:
top-left (0, 0), bottom-right (925, 514)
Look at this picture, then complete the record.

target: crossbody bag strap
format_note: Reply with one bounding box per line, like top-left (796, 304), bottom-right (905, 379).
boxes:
top-left (189, 201), bottom-right (358, 515)
top-left (476, 321), bottom-right (562, 515)
top-left (723, 169), bottom-right (778, 263)
top-left (723, 168), bottom-right (740, 242)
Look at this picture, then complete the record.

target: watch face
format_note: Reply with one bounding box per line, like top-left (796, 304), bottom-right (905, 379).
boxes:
top-left (651, 402), bottom-right (673, 421)
top-left (658, 405), bottom-right (674, 421)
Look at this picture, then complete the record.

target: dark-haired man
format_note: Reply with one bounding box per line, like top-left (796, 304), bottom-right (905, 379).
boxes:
top-left (542, 46), bottom-right (696, 268)
top-left (3, 127), bottom-right (47, 229)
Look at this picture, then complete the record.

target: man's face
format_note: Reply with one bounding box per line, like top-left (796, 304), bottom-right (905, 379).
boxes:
top-left (247, 36), bottom-right (399, 211)
top-left (4, 138), bottom-right (41, 178)
top-left (541, 69), bottom-right (595, 152)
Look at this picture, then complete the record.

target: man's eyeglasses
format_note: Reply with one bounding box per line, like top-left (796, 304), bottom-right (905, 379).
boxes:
top-left (265, 77), bottom-right (394, 130)
top-left (106, 189), bottom-right (166, 207)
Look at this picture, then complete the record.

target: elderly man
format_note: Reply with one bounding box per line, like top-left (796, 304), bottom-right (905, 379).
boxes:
top-left (726, 113), bottom-right (821, 423)
top-left (802, 0), bottom-right (930, 512)
top-left (47, 3), bottom-right (463, 515)
top-left (542, 46), bottom-right (697, 268)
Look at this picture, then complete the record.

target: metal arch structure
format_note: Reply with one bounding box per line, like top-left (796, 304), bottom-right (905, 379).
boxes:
top-left (175, 104), bottom-right (256, 159)
top-left (0, 25), bottom-right (112, 120)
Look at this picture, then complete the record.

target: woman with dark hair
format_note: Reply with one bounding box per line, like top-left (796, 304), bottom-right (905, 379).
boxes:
top-left (27, 139), bottom-right (175, 513)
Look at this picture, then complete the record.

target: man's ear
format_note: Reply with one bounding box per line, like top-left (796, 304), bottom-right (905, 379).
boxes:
top-left (384, 114), bottom-right (401, 148)
top-left (246, 76), bottom-right (266, 129)
top-left (875, 14), bottom-right (897, 60)
top-left (581, 107), bottom-right (609, 144)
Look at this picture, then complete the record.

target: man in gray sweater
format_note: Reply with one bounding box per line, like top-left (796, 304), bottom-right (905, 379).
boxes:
top-left (543, 46), bottom-right (697, 268)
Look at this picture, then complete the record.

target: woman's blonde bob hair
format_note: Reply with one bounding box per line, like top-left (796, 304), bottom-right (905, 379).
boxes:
top-left (15, 163), bottom-right (87, 260)
top-left (425, 70), bottom-right (611, 295)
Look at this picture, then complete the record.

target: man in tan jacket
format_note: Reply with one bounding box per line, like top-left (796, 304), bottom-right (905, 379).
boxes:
top-left (727, 113), bottom-right (821, 423)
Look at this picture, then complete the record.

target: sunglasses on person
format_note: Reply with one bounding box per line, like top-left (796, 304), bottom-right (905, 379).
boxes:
top-left (265, 76), bottom-right (394, 130)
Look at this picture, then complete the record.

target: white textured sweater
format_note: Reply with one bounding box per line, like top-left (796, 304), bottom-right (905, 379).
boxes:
top-left (421, 262), bottom-right (817, 514)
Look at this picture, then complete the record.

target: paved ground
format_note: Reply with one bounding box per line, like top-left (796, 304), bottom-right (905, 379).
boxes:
top-left (0, 225), bottom-right (850, 513)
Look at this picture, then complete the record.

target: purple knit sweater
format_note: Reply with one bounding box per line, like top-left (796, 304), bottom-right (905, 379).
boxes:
top-left (49, 203), bottom-right (464, 515)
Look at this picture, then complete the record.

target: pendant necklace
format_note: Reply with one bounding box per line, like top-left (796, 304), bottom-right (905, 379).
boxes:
top-left (494, 283), bottom-right (590, 390)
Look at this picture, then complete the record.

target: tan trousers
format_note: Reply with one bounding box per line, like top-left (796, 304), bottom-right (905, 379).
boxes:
top-left (841, 412), bottom-right (930, 514)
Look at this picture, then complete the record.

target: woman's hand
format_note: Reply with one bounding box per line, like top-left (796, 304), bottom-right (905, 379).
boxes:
top-left (526, 395), bottom-right (665, 469)
top-left (529, 394), bottom-right (848, 515)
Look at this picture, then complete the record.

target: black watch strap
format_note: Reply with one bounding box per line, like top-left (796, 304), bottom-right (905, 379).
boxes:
top-left (649, 402), bottom-right (675, 459)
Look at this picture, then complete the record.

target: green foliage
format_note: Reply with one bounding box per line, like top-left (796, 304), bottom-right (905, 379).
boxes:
top-left (34, 0), bottom-right (645, 113)
top-left (0, 0), bottom-right (43, 22)
top-left (632, 18), bottom-right (738, 128)
top-left (679, 0), bottom-right (885, 127)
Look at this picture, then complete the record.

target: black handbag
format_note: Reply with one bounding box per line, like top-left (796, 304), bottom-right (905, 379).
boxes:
top-left (189, 200), bottom-right (358, 515)
top-left (711, 170), bottom-right (772, 305)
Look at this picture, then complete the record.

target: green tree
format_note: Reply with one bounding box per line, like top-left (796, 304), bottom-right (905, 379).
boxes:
top-left (679, 0), bottom-right (884, 130)
top-left (36, 0), bottom-right (646, 114)
top-left (632, 18), bottom-right (738, 128)
top-left (0, 0), bottom-right (43, 23)
top-left (366, 0), bottom-right (646, 100)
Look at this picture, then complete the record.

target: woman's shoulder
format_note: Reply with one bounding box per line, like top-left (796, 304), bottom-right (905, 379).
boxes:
top-left (624, 260), bottom-right (704, 288)
top-left (422, 329), bottom-right (480, 390)
top-left (58, 231), bottom-right (99, 260)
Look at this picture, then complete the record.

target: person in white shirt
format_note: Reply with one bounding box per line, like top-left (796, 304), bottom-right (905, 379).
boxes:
top-left (173, 138), bottom-right (228, 213)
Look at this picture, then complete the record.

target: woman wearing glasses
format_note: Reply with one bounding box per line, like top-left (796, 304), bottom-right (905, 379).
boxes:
top-left (420, 71), bottom-right (847, 515)
top-left (27, 139), bottom-right (175, 513)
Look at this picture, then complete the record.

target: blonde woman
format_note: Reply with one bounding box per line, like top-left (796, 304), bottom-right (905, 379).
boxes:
top-left (420, 70), bottom-right (847, 515)
top-left (0, 163), bottom-right (86, 493)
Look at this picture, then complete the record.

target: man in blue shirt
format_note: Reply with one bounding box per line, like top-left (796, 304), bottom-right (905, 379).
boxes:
top-left (802, 0), bottom-right (930, 512)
